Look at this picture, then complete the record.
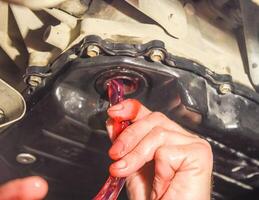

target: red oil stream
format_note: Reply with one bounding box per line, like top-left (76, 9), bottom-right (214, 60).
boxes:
top-left (93, 79), bottom-right (130, 200)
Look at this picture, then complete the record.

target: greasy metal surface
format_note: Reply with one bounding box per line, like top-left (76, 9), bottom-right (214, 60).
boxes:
top-left (0, 0), bottom-right (254, 135)
top-left (1, 1), bottom-right (259, 199)
top-left (0, 0), bottom-right (253, 90)
top-left (77, 15), bottom-right (252, 88)
top-left (2, 46), bottom-right (259, 199)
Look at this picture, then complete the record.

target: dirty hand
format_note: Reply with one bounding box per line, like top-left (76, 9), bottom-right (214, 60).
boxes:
top-left (107, 99), bottom-right (213, 200)
top-left (0, 176), bottom-right (48, 200)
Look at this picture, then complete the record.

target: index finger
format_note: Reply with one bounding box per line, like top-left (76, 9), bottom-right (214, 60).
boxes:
top-left (107, 99), bottom-right (151, 122)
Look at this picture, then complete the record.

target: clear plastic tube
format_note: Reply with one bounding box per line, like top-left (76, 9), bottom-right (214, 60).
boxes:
top-left (93, 79), bottom-right (130, 200)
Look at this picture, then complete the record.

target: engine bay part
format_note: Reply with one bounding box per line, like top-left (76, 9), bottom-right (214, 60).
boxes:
top-left (0, 0), bottom-right (254, 91)
top-left (0, 36), bottom-right (259, 199)
top-left (0, 79), bottom-right (26, 129)
top-left (1, 0), bottom-right (259, 199)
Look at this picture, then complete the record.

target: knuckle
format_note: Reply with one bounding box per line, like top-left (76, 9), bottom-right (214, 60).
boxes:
top-left (194, 141), bottom-right (213, 162)
top-left (197, 138), bottom-right (212, 152)
top-left (155, 146), bottom-right (168, 161)
top-left (158, 173), bottom-right (172, 183)
top-left (119, 127), bottom-right (137, 145)
top-left (154, 148), bottom-right (174, 181)
top-left (184, 142), bottom-right (213, 173)
top-left (131, 147), bottom-right (143, 158)
top-left (152, 112), bottom-right (167, 121)
top-left (152, 126), bottom-right (165, 133)
top-left (200, 138), bottom-right (212, 149)
top-left (151, 126), bottom-right (168, 141)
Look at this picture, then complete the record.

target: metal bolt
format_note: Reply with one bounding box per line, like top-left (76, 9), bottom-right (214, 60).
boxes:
top-left (16, 153), bottom-right (37, 164)
top-left (205, 68), bottom-right (214, 76)
top-left (68, 54), bottom-right (78, 60)
top-left (86, 45), bottom-right (100, 57)
top-left (28, 76), bottom-right (42, 87)
top-left (0, 109), bottom-right (5, 124)
top-left (149, 49), bottom-right (165, 62)
top-left (219, 84), bottom-right (232, 94)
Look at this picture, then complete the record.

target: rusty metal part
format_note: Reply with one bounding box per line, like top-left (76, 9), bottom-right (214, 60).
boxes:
top-left (77, 15), bottom-right (252, 89)
top-left (219, 83), bottom-right (232, 94)
top-left (86, 45), bottom-right (100, 57)
top-left (0, 0), bottom-right (254, 90)
top-left (149, 49), bottom-right (165, 62)
top-left (28, 75), bottom-right (42, 87)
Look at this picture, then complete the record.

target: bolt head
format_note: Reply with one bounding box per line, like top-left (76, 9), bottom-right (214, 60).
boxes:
top-left (28, 76), bottom-right (42, 87)
top-left (149, 49), bottom-right (165, 62)
top-left (86, 45), bottom-right (100, 57)
top-left (219, 84), bottom-right (232, 94)
top-left (205, 68), bottom-right (214, 76)
top-left (68, 54), bottom-right (78, 59)
top-left (16, 153), bottom-right (37, 164)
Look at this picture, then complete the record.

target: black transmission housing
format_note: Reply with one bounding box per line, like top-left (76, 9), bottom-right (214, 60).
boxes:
top-left (1, 36), bottom-right (259, 199)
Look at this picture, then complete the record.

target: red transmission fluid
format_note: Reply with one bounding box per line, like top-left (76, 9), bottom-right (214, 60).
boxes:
top-left (93, 79), bottom-right (131, 200)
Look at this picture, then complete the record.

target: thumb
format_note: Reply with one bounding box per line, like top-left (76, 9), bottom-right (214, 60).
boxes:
top-left (0, 176), bottom-right (48, 200)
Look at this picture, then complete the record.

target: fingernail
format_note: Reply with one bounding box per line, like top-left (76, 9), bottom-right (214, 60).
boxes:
top-left (106, 119), bottom-right (113, 132)
top-left (150, 190), bottom-right (157, 200)
top-left (109, 140), bottom-right (124, 156)
top-left (106, 124), bottom-right (113, 133)
top-left (108, 103), bottom-right (124, 111)
top-left (34, 181), bottom-right (41, 188)
top-left (112, 159), bottom-right (127, 169)
top-left (106, 118), bottom-right (112, 125)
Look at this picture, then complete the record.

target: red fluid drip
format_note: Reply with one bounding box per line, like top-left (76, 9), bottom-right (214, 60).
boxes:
top-left (93, 79), bottom-right (130, 200)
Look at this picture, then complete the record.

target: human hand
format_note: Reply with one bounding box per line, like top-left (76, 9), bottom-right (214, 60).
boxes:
top-left (0, 176), bottom-right (48, 200)
top-left (106, 99), bottom-right (213, 200)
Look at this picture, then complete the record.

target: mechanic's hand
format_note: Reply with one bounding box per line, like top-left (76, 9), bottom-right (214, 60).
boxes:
top-left (106, 99), bottom-right (213, 200)
top-left (0, 176), bottom-right (48, 200)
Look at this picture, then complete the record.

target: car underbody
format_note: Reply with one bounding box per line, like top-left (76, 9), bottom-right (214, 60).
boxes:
top-left (1, 0), bottom-right (259, 199)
